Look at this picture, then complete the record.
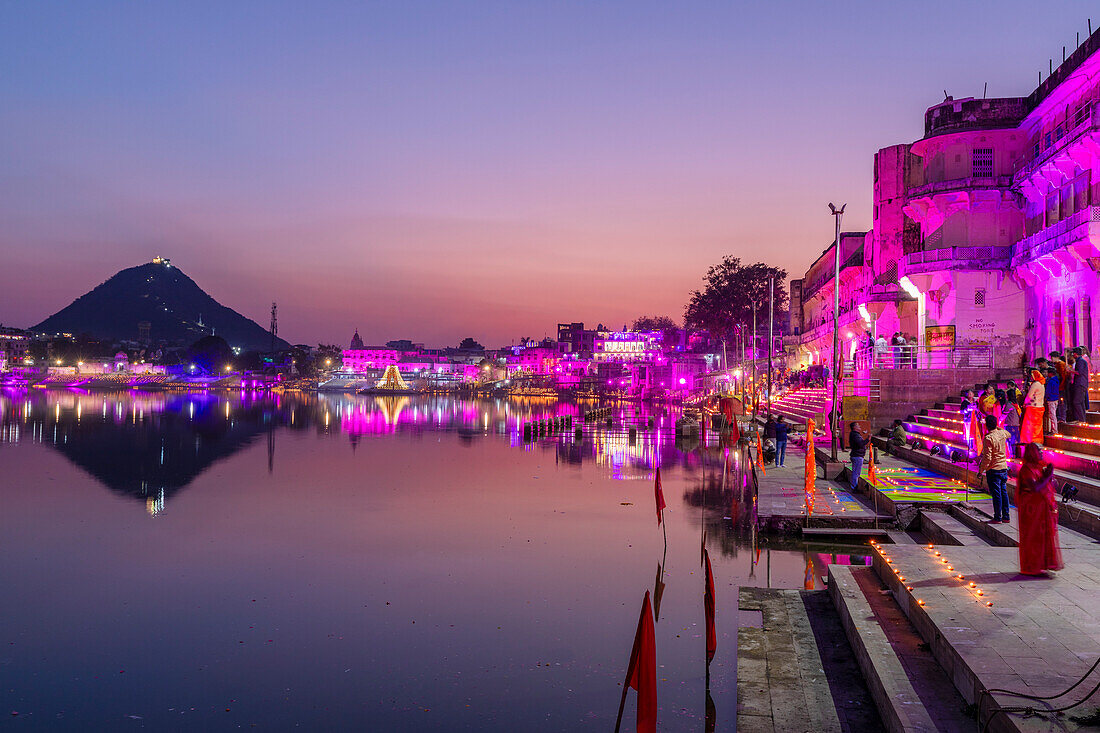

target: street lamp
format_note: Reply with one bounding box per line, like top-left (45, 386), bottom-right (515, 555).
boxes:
top-left (828, 202), bottom-right (846, 462)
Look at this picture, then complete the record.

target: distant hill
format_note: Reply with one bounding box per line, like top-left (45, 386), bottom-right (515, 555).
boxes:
top-left (32, 259), bottom-right (289, 351)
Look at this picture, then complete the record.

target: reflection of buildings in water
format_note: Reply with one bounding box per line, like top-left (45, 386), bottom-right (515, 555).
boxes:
top-left (326, 393), bottom-right (573, 443)
top-left (681, 446), bottom-right (755, 558)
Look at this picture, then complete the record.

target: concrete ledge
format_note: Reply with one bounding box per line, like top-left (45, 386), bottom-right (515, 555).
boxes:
top-left (828, 564), bottom-right (945, 733)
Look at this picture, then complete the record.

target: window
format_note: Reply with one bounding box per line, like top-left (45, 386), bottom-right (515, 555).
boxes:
top-left (972, 148), bottom-right (994, 178)
top-left (974, 288), bottom-right (986, 308)
top-left (1075, 104), bottom-right (1090, 127)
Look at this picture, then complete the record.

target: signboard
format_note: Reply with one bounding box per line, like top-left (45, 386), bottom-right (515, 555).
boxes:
top-left (925, 325), bottom-right (956, 347)
top-left (842, 396), bottom-right (870, 423)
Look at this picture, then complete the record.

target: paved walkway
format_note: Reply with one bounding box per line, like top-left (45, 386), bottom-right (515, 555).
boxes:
top-left (754, 442), bottom-right (887, 528)
top-left (873, 544), bottom-right (1100, 732)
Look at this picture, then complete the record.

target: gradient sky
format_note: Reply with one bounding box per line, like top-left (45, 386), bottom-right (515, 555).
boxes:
top-left (1, 1), bottom-right (1095, 347)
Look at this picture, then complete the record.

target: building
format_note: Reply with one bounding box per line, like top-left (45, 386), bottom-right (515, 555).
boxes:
top-left (790, 27), bottom-right (1100, 388)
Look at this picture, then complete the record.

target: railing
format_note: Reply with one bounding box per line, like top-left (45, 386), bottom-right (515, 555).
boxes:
top-left (1014, 101), bottom-right (1099, 179)
top-left (851, 344), bottom-right (995, 370)
top-left (907, 175), bottom-right (1014, 199)
top-left (1011, 205), bottom-right (1100, 266)
top-left (841, 375), bottom-right (882, 402)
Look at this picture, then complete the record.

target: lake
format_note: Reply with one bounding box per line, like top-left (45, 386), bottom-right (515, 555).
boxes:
top-left (0, 390), bottom-right (865, 731)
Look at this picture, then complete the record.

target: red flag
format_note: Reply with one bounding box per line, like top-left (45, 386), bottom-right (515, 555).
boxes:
top-left (756, 434), bottom-right (766, 476)
top-left (703, 549), bottom-right (717, 664)
top-left (654, 468), bottom-right (666, 525)
top-left (805, 418), bottom-right (816, 517)
top-left (868, 446), bottom-right (878, 487)
top-left (623, 591), bottom-right (657, 733)
top-left (729, 417), bottom-right (740, 444)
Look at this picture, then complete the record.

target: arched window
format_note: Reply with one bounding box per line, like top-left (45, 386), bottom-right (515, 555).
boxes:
top-left (1067, 299), bottom-right (1079, 349)
top-left (1053, 300), bottom-right (1064, 352)
top-left (1084, 296), bottom-right (1094, 355)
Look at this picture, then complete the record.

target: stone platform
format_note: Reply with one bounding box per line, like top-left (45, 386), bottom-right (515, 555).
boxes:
top-left (753, 445), bottom-right (892, 533)
top-left (869, 543), bottom-right (1100, 732)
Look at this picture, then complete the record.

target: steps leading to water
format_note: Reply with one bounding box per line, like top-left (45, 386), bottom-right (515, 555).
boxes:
top-left (828, 564), bottom-right (973, 733)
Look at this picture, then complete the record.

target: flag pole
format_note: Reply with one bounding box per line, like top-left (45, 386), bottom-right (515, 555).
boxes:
top-left (614, 594), bottom-right (648, 733)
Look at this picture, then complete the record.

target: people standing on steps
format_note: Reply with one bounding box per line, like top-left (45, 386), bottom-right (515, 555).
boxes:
top-left (1016, 442), bottom-right (1063, 576)
top-left (977, 414), bottom-right (1011, 524)
top-left (1020, 370), bottom-right (1046, 445)
top-left (1043, 366), bottom-right (1061, 435)
top-left (873, 333), bottom-right (888, 368)
top-left (847, 422), bottom-right (867, 492)
top-left (774, 416), bottom-right (789, 467)
top-left (1069, 346), bottom-right (1091, 424)
top-left (1000, 391), bottom-right (1020, 449)
top-left (1049, 351), bottom-right (1070, 423)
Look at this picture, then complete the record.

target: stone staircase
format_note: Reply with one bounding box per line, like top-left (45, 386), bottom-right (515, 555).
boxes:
top-left (767, 386), bottom-right (830, 426)
top-left (871, 374), bottom-right (1100, 540)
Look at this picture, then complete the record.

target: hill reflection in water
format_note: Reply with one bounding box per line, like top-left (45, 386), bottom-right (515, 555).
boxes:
top-left (0, 390), bottom-right (706, 513)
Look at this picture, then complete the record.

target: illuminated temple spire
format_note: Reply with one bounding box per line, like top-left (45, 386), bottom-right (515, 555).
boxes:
top-left (376, 365), bottom-right (409, 390)
top-left (350, 329), bottom-right (364, 350)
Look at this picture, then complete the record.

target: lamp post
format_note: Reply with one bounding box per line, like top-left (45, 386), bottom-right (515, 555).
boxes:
top-left (828, 203), bottom-right (846, 462)
top-left (767, 276), bottom-right (774, 420)
top-left (751, 303), bottom-right (757, 428)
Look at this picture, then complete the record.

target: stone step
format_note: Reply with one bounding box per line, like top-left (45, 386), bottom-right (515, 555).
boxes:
top-left (737, 587), bottom-right (886, 732)
top-left (872, 435), bottom-right (1100, 541)
top-left (918, 510), bottom-right (992, 547)
top-left (867, 544), bottom-right (1100, 732)
top-left (828, 565), bottom-right (972, 733)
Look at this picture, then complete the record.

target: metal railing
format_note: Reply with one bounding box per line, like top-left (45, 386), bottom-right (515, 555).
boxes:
top-left (851, 344), bottom-right (995, 370)
top-left (840, 374), bottom-right (882, 402)
top-left (1012, 205), bottom-right (1100, 266)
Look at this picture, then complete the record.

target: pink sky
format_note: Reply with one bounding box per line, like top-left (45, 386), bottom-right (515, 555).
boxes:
top-left (0, 2), bottom-right (1094, 346)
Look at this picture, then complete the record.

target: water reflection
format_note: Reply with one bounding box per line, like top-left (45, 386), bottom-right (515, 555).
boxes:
top-left (0, 390), bottom-right (699, 512)
top-left (0, 388), bottom-right (875, 731)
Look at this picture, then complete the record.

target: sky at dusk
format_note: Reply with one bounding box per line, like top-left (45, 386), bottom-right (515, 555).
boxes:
top-left (1, 1), bottom-right (1096, 347)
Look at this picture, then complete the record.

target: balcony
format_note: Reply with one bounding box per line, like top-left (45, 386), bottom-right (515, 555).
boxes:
top-left (907, 175), bottom-right (1013, 199)
top-left (1011, 205), bottom-right (1100, 267)
top-left (1013, 101), bottom-right (1100, 184)
top-left (900, 246), bottom-right (1012, 275)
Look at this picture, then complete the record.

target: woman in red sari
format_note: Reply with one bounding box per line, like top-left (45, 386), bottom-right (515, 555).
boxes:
top-left (1016, 442), bottom-right (1063, 575)
top-left (1019, 370), bottom-right (1046, 446)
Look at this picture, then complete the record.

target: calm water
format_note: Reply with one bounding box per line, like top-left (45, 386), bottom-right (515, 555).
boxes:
top-left (0, 390), bottom-right (866, 731)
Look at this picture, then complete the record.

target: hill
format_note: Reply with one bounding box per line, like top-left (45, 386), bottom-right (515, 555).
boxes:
top-left (32, 259), bottom-right (289, 351)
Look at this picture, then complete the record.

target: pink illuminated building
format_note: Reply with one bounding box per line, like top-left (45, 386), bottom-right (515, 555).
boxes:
top-left (789, 28), bottom-right (1100, 383)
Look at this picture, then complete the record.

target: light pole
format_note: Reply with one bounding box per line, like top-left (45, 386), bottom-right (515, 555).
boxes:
top-left (751, 303), bottom-right (757, 426)
top-left (767, 276), bottom-right (774, 420)
top-left (828, 203), bottom-right (846, 462)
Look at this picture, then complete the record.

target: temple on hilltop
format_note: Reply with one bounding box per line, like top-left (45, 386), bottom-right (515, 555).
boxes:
top-left (350, 329), bottom-right (364, 350)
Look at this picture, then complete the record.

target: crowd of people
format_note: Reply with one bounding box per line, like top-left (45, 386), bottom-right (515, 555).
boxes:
top-left (957, 346), bottom-right (1092, 452)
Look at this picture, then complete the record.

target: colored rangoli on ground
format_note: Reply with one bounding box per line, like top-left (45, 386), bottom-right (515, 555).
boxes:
top-left (864, 465), bottom-right (991, 503)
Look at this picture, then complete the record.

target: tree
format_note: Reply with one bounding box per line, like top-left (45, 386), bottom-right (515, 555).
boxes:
top-left (457, 337), bottom-right (484, 351)
top-left (186, 335), bottom-right (233, 373)
top-left (632, 315), bottom-right (678, 331)
top-left (684, 257), bottom-right (787, 341)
